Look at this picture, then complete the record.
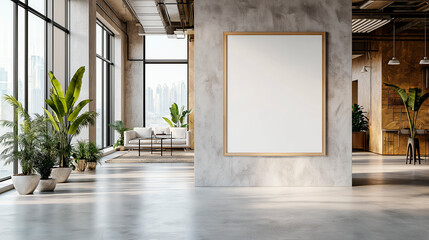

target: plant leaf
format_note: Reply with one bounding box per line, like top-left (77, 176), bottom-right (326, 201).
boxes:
top-left (66, 66), bottom-right (85, 109)
top-left (68, 99), bottom-right (92, 122)
top-left (48, 71), bottom-right (67, 112)
top-left (162, 117), bottom-right (174, 127)
top-left (407, 88), bottom-right (421, 111)
top-left (384, 83), bottom-right (409, 104)
top-left (43, 108), bottom-right (59, 131)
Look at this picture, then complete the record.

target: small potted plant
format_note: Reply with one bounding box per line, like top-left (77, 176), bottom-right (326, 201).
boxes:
top-left (352, 104), bottom-right (368, 150)
top-left (109, 120), bottom-right (131, 151)
top-left (0, 95), bottom-right (41, 195)
top-left (34, 126), bottom-right (58, 192)
top-left (86, 141), bottom-right (102, 171)
top-left (72, 141), bottom-right (87, 172)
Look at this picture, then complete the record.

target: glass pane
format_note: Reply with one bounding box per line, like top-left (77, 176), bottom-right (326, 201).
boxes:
top-left (96, 24), bottom-right (102, 56)
top-left (103, 62), bottom-right (109, 147)
top-left (96, 58), bottom-right (103, 147)
top-left (53, 27), bottom-right (66, 87)
top-left (18, 7), bottom-right (25, 107)
top-left (0, 0), bottom-right (14, 179)
top-left (145, 35), bottom-right (187, 60)
top-left (28, 13), bottom-right (45, 116)
top-left (53, 0), bottom-right (66, 27)
top-left (145, 64), bottom-right (188, 127)
top-left (28, 0), bottom-right (45, 15)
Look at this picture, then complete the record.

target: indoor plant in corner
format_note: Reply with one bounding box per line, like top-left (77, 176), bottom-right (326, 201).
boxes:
top-left (34, 125), bottom-right (58, 192)
top-left (385, 83), bottom-right (429, 164)
top-left (85, 141), bottom-right (102, 171)
top-left (352, 104), bottom-right (368, 150)
top-left (109, 120), bottom-right (131, 151)
top-left (72, 141), bottom-right (88, 172)
top-left (45, 66), bottom-right (97, 182)
top-left (0, 95), bottom-right (42, 195)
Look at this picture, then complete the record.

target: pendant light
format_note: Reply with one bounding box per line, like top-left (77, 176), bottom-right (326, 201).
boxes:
top-left (420, 15), bottom-right (429, 64)
top-left (388, 19), bottom-right (400, 65)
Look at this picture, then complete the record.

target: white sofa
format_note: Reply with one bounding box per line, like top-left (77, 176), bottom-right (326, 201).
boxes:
top-left (124, 127), bottom-right (191, 150)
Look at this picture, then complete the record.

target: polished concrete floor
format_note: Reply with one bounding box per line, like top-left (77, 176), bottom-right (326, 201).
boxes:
top-left (0, 152), bottom-right (429, 239)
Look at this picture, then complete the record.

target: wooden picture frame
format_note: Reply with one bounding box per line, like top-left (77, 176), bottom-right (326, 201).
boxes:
top-left (223, 32), bottom-right (326, 156)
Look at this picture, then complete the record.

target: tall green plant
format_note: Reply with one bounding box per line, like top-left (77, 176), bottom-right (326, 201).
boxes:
top-left (44, 66), bottom-right (97, 167)
top-left (0, 95), bottom-right (44, 175)
top-left (109, 121), bottom-right (131, 148)
top-left (385, 83), bottom-right (429, 138)
top-left (162, 103), bottom-right (193, 128)
top-left (352, 104), bottom-right (368, 132)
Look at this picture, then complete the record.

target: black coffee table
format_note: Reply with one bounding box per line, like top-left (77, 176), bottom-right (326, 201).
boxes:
top-left (150, 134), bottom-right (172, 156)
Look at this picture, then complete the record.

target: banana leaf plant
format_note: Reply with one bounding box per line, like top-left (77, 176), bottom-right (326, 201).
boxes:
top-left (162, 103), bottom-right (193, 128)
top-left (384, 83), bottom-right (429, 138)
top-left (44, 66), bottom-right (97, 167)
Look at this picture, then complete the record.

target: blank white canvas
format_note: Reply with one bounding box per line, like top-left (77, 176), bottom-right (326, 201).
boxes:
top-left (226, 34), bottom-right (324, 154)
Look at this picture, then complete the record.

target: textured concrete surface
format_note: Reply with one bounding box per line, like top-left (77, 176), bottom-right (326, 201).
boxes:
top-left (124, 22), bottom-right (144, 128)
top-left (194, 0), bottom-right (352, 186)
top-left (0, 153), bottom-right (429, 239)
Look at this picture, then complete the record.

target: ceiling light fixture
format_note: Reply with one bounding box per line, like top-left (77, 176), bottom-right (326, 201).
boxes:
top-left (420, 15), bottom-right (429, 64)
top-left (174, 30), bottom-right (185, 39)
top-left (388, 19), bottom-right (400, 65)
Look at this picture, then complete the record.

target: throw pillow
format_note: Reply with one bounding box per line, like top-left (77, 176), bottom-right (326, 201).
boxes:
top-left (134, 127), bottom-right (152, 138)
top-left (154, 127), bottom-right (170, 135)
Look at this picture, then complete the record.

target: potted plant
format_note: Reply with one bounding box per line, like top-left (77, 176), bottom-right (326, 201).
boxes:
top-left (0, 95), bottom-right (42, 195)
top-left (352, 104), bottom-right (368, 150)
top-left (86, 141), bottom-right (102, 171)
top-left (109, 121), bottom-right (131, 151)
top-left (162, 103), bottom-right (193, 128)
top-left (385, 84), bottom-right (429, 163)
top-left (34, 125), bottom-right (58, 192)
top-left (72, 141), bottom-right (87, 172)
top-left (44, 66), bottom-right (97, 182)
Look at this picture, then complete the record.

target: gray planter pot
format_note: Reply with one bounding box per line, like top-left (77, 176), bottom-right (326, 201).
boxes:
top-left (12, 174), bottom-right (40, 195)
top-left (50, 167), bottom-right (72, 183)
top-left (37, 178), bottom-right (57, 192)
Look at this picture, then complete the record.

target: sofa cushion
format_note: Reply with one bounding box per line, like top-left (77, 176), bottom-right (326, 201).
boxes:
top-left (153, 127), bottom-right (170, 135)
top-left (134, 127), bottom-right (152, 138)
top-left (170, 127), bottom-right (187, 139)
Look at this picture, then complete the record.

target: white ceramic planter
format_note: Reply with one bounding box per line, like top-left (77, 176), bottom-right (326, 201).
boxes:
top-left (12, 174), bottom-right (40, 195)
top-left (50, 167), bottom-right (72, 183)
top-left (37, 178), bottom-right (56, 192)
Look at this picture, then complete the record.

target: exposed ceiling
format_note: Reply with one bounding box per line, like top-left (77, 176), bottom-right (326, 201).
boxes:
top-left (353, 1), bottom-right (429, 47)
top-left (126, 0), bottom-right (194, 35)
top-left (105, 0), bottom-right (136, 22)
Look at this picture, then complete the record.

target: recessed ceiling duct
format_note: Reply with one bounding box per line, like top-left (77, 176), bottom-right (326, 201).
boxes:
top-left (352, 18), bottom-right (391, 33)
top-left (128, 0), bottom-right (166, 34)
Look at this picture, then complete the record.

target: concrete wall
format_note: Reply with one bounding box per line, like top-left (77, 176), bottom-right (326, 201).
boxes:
top-left (69, 0), bottom-right (97, 142)
top-left (124, 23), bottom-right (144, 128)
top-left (194, 0), bottom-right (352, 186)
top-left (70, 0), bottom-right (127, 144)
top-left (352, 49), bottom-right (383, 154)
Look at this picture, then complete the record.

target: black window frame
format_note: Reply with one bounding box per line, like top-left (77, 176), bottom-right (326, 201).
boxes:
top-left (96, 20), bottom-right (114, 149)
top-left (0, 0), bottom-right (69, 182)
top-left (143, 35), bottom-right (189, 128)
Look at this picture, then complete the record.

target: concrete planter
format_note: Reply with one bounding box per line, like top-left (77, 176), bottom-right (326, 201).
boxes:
top-left (77, 159), bottom-right (87, 172)
top-left (12, 174), bottom-right (40, 195)
top-left (50, 167), bottom-right (72, 183)
top-left (86, 162), bottom-right (97, 171)
top-left (37, 178), bottom-right (56, 192)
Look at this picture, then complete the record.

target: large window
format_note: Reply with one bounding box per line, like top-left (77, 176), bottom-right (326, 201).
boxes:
top-left (96, 22), bottom-right (114, 148)
top-left (0, 0), bottom-right (69, 181)
top-left (145, 35), bottom-right (188, 127)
